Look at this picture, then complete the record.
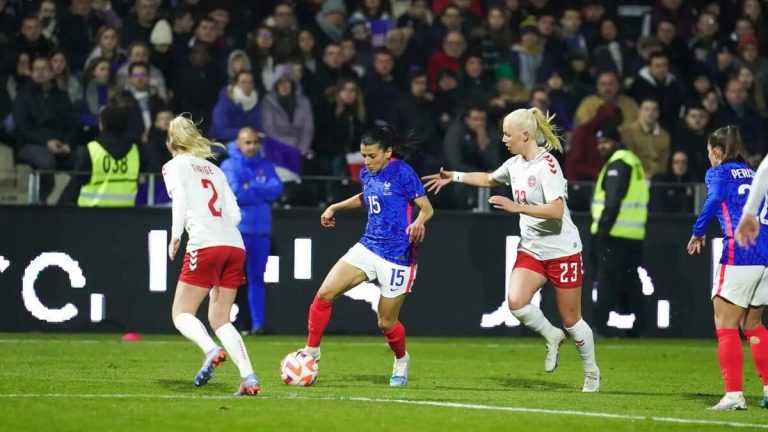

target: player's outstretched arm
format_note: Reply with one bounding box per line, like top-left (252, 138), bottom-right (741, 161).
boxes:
top-left (422, 167), bottom-right (501, 194)
top-left (488, 195), bottom-right (565, 220)
top-left (406, 196), bottom-right (434, 243)
top-left (320, 193), bottom-right (364, 228)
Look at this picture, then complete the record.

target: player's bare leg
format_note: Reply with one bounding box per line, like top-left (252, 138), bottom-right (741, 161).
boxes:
top-left (742, 306), bottom-right (768, 408)
top-left (303, 261), bottom-right (369, 361)
top-left (209, 287), bottom-right (260, 396)
top-left (556, 286), bottom-right (600, 392)
top-left (507, 268), bottom-right (567, 373)
top-left (710, 297), bottom-right (748, 410)
top-left (378, 294), bottom-right (409, 386)
top-left (171, 282), bottom-right (226, 387)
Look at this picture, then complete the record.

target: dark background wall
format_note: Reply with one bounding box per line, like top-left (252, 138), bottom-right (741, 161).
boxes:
top-left (0, 206), bottom-right (737, 337)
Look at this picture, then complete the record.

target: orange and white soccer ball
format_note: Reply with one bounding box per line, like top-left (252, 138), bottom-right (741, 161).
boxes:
top-left (280, 351), bottom-right (318, 386)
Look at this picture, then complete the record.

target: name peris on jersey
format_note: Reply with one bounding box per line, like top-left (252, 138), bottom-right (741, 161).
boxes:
top-left (358, 159), bottom-right (425, 266)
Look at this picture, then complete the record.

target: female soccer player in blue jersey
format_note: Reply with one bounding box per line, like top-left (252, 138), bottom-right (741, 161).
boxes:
top-left (688, 125), bottom-right (768, 410)
top-left (300, 126), bottom-right (434, 387)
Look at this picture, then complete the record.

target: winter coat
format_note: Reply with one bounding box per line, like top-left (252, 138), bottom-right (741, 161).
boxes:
top-left (221, 142), bottom-right (284, 235)
top-left (209, 87), bottom-right (262, 143)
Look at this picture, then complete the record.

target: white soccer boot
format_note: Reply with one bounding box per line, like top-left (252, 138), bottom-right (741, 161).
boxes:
top-left (544, 329), bottom-right (567, 373)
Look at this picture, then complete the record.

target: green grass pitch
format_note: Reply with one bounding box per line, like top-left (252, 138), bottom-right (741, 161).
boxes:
top-left (0, 334), bottom-right (766, 431)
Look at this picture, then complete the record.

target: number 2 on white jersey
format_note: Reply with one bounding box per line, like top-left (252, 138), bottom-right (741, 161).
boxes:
top-left (201, 179), bottom-right (222, 217)
top-left (558, 262), bottom-right (579, 284)
top-left (737, 184), bottom-right (768, 225)
top-left (368, 196), bottom-right (381, 214)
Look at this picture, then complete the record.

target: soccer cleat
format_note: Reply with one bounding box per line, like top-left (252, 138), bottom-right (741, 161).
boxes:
top-left (389, 352), bottom-right (410, 387)
top-left (708, 394), bottom-right (747, 411)
top-left (234, 373), bottom-right (261, 396)
top-left (301, 346), bottom-right (321, 362)
top-left (544, 329), bottom-right (567, 373)
top-left (582, 368), bottom-right (601, 393)
top-left (194, 347), bottom-right (227, 387)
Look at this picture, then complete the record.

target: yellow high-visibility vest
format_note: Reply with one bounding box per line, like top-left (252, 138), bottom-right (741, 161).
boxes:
top-left (78, 140), bottom-right (139, 207)
top-left (591, 149), bottom-right (649, 240)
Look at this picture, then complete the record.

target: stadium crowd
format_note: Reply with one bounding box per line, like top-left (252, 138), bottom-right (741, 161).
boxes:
top-left (1, 0), bottom-right (767, 208)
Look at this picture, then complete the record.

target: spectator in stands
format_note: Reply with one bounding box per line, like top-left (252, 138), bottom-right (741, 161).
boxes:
top-left (650, 150), bottom-right (696, 213)
top-left (384, 28), bottom-right (422, 83)
top-left (656, 19), bottom-right (692, 80)
top-left (443, 104), bottom-right (500, 208)
top-left (313, 76), bottom-right (366, 176)
top-left (78, 58), bottom-right (114, 145)
top-left (310, 42), bottom-right (354, 106)
top-left (13, 56), bottom-right (78, 203)
top-left (311, 0), bottom-right (346, 51)
top-left (742, 0), bottom-right (768, 51)
top-left (711, 45), bottom-right (739, 92)
top-left (0, 0), bottom-right (18, 45)
top-left (120, 0), bottom-right (158, 48)
top-left (350, 0), bottom-right (393, 48)
top-left (629, 52), bottom-right (684, 129)
top-left (685, 67), bottom-right (715, 107)
top-left (149, 19), bottom-right (173, 85)
top-left (50, 50), bottom-right (82, 106)
top-left (487, 63), bottom-right (528, 126)
top-left (457, 52), bottom-right (493, 111)
top-left (737, 65), bottom-right (768, 118)
top-left (427, 31), bottom-right (465, 91)
top-left (210, 71), bottom-right (261, 143)
top-left (116, 41), bottom-right (168, 101)
top-left (737, 34), bottom-right (768, 86)
top-left (574, 72), bottom-right (638, 130)
top-left (395, 69), bottom-right (442, 172)
top-left (425, 5), bottom-right (465, 55)
top-left (174, 45), bottom-right (225, 134)
top-left (15, 15), bottom-right (52, 59)
top-left (221, 127), bottom-right (283, 335)
top-left (652, 0), bottom-right (696, 41)
top-left (144, 109), bottom-right (172, 173)
top-left (58, 0), bottom-right (104, 73)
top-left (346, 17), bottom-right (375, 71)
top-left (91, 0), bottom-right (122, 29)
top-left (62, 106), bottom-right (141, 207)
top-left (208, 4), bottom-right (235, 52)
top-left (701, 88), bottom-right (723, 119)
top-left (226, 49), bottom-right (252, 82)
top-left (260, 64), bottom-right (314, 157)
top-left (580, 0), bottom-right (607, 47)
top-left (620, 98), bottom-right (671, 179)
top-left (36, 0), bottom-right (58, 45)
top-left (6, 52), bottom-right (31, 102)
top-left (567, 103), bottom-right (623, 181)
top-left (85, 26), bottom-right (125, 75)
top-left (363, 48), bottom-right (403, 126)
top-left (339, 37), bottom-right (366, 77)
top-left (271, 2), bottom-right (298, 63)
top-left (246, 25), bottom-right (277, 94)
top-left (120, 61), bottom-right (167, 140)
top-left (297, 29), bottom-right (319, 74)
top-left (559, 7), bottom-right (588, 59)
top-left (715, 78), bottom-right (766, 157)
top-left (591, 17), bottom-right (627, 77)
top-left (671, 104), bottom-right (710, 181)
top-left (469, 6), bottom-right (512, 75)
top-left (688, 11), bottom-right (721, 64)
top-left (510, 17), bottom-right (556, 91)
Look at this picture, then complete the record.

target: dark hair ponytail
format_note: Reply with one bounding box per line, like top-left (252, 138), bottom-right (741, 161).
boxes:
top-left (360, 126), bottom-right (422, 160)
top-left (708, 124), bottom-right (750, 163)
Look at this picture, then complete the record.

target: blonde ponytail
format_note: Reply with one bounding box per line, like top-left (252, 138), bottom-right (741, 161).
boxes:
top-left (529, 107), bottom-right (563, 153)
top-left (167, 114), bottom-right (225, 160)
top-left (505, 107), bottom-right (563, 153)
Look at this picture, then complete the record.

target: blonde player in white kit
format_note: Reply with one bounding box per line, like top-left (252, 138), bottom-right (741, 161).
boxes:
top-left (163, 115), bottom-right (260, 396)
top-left (423, 108), bottom-right (600, 392)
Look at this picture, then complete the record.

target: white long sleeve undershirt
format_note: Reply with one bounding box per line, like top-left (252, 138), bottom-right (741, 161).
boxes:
top-left (744, 157), bottom-right (768, 215)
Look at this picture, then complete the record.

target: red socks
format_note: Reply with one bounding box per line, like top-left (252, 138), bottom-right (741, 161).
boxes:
top-left (383, 321), bottom-right (407, 359)
top-left (716, 328), bottom-right (744, 392)
top-left (307, 297), bottom-right (333, 348)
top-left (744, 325), bottom-right (768, 385)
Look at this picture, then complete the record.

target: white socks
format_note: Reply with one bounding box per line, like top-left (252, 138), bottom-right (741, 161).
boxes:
top-left (565, 319), bottom-right (599, 373)
top-left (173, 313), bottom-right (218, 354)
top-left (215, 323), bottom-right (254, 378)
top-left (511, 304), bottom-right (562, 341)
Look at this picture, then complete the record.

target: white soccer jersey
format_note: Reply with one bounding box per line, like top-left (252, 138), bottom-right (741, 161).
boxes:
top-left (491, 149), bottom-right (582, 260)
top-left (162, 154), bottom-right (244, 251)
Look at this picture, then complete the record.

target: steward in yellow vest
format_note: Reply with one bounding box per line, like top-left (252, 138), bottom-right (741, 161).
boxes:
top-left (60, 106), bottom-right (142, 206)
top-left (590, 125), bottom-right (650, 337)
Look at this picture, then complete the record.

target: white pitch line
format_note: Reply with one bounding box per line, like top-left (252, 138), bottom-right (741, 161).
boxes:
top-left (0, 393), bottom-right (763, 429)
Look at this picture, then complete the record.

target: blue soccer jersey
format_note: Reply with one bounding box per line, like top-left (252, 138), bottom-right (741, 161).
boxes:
top-left (359, 159), bottom-right (426, 266)
top-left (692, 161), bottom-right (768, 265)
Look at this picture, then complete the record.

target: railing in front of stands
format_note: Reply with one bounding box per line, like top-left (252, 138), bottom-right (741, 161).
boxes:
top-left (20, 170), bottom-right (709, 214)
